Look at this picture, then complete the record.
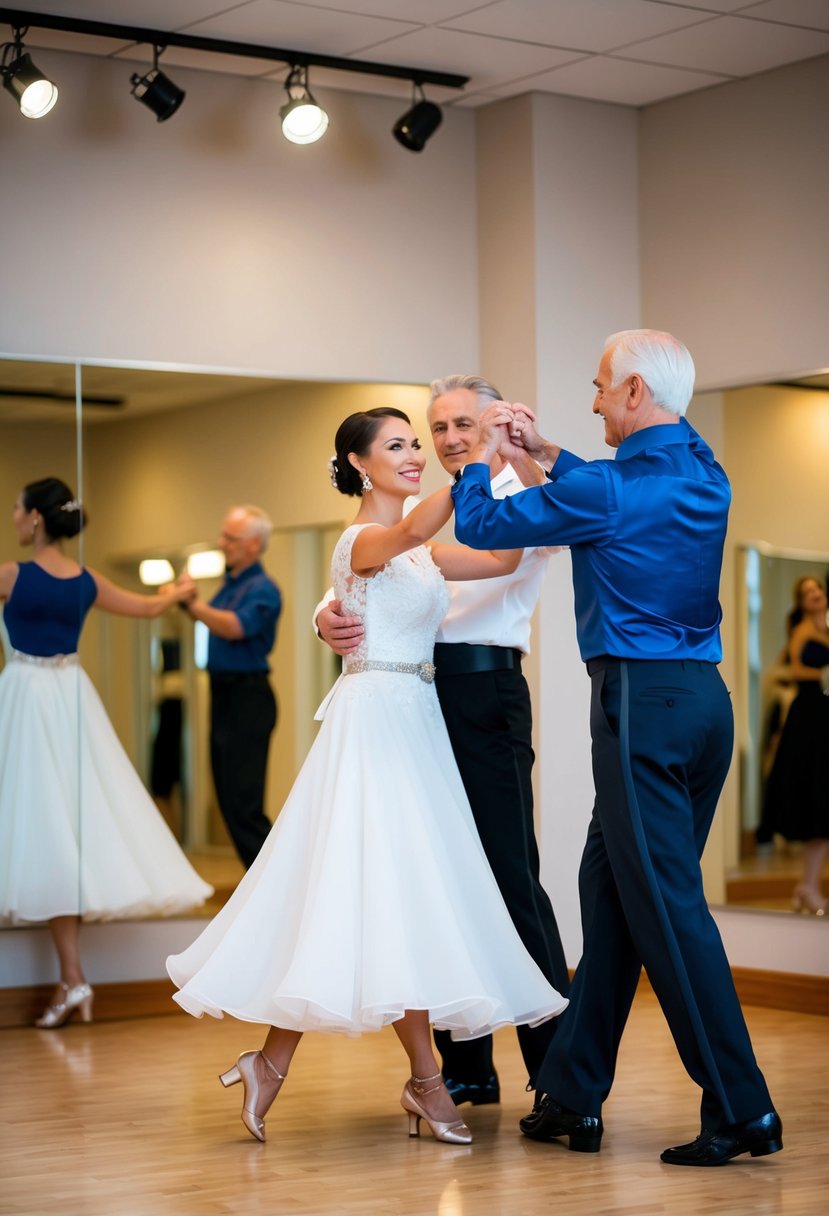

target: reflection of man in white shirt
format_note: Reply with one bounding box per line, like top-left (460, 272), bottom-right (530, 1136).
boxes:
top-left (316, 375), bottom-right (569, 1107)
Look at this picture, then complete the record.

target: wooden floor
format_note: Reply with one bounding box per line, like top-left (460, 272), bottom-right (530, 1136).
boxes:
top-left (0, 990), bottom-right (825, 1216)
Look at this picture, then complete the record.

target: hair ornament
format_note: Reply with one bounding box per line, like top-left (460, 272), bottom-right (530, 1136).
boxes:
top-left (60, 498), bottom-right (81, 512)
top-left (327, 456), bottom-right (339, 488)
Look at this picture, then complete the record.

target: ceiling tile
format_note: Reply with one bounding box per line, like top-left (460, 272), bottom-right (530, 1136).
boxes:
top-left (491, 54), bottom-right (728, 106)
top-left (613, 13), bottom-right (829, 74)
top-left (271, 0), bottom-right (481, 21)
top-left (651, 0), bottom-right (755, 9)
top-left (348, 26), bottom-right (583, 90)
top-left (441, 0), bottom-right (714, 54)
top-left (739, 0), bottom-right (829, 31)
top-left (0, 0), bottom-right (247, 29)
top-left (183, 0), bottom-right (419, 57)
top-left (112, 44), bottom-right (284, 78)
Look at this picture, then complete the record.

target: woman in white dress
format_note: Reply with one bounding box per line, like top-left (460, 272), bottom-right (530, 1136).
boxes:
top-left (0, 478), bottom-right (213, 1028)
top-left (167, 409), bottom-right (567, 1145)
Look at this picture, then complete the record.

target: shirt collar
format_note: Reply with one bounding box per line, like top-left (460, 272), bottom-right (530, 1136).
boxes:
top-left (224, 560), bottom-right (263, 585)
top-left (615, 418), bottom-right (689, 461)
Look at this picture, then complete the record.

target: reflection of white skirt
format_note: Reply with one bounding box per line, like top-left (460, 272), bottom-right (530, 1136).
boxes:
top-left (168, 669), bottom-right (568, 1039)
top-left (0, 654), bottom-right (213, 926)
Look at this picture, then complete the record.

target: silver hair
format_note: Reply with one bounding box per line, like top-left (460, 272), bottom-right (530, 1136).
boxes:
top-left (428, 374), bottom-right (503, 411)
top-left (604, 329), bottom-right (695, 417)
top-left (233, 504), bottom-right (274, 553)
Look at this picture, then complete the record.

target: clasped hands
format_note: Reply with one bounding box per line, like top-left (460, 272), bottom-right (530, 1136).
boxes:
top-left (159, 571), bottom-right (198, 608)
top-left (471, 402), bottom-right (556, 471)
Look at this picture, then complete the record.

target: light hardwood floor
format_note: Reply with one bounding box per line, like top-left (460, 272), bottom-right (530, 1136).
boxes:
top-left (0, 990), bottom-right (825, 1216)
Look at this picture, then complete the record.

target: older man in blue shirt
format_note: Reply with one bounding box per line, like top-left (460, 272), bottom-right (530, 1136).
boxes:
top-left (183, 505), bottom-right (282, 868)
top-left (452, 330), bottom-right (780, 1167)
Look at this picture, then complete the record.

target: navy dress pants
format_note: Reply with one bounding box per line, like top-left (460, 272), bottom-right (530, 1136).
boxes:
top-left (210, 673), bottom-right (277, 869)
top-left (537, 658), bottom-right (772, 1129)
top-left (434, 663), bottom-right (569, 1086)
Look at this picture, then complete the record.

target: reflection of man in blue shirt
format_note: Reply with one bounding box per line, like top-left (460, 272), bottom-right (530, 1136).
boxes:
top-left (184, 505), bottom-right (282, 867)
top-left (452, 330), bottom-right (780, 1167)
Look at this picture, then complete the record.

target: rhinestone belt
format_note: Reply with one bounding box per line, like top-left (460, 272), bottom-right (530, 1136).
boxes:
top-left (8, 648), bottom-right (80, 668)
top-left (345, 658), bottom-right (436, 684)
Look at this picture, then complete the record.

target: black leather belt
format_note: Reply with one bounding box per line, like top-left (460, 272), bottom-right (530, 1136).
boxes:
top-left (433, 642), bottom-right (523, 675)
top-left (210, 671), bottom-right (269, 684)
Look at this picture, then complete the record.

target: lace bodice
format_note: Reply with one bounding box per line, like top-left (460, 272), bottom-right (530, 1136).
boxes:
top-left (331, 524), bottom-right (449, 665)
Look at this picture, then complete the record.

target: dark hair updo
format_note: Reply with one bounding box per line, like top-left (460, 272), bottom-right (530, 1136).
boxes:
top-left (329, 407), bottom-right (412, 497)
top-left (22, 477), bottom-right (88, 540)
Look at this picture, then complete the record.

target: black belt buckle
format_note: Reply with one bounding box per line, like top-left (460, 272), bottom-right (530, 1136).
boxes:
top-left (433, 643), bottom-right (522, 675)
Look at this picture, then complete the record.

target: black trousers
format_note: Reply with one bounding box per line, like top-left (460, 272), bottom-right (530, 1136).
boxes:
top-left (209, 673), bottom-right (277, 869)
top-left (433, 657), bottom-right (569, 1087)
top-left (537, 659), bottom-right (773, 1128)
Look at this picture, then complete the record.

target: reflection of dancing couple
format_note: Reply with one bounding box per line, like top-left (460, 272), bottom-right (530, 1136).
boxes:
top-left (168, 330), bottom-right (780, 1166)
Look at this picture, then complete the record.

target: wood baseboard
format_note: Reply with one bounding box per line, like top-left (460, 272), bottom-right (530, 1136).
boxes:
top-left (636, 966), bottom-right (828, 1017)
top-left (0, 978), bottom-right (180, 1029)
top-left (2, 968), bottom-right (827, 1030)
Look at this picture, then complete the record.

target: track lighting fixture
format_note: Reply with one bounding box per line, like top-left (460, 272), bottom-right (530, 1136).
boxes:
top-left (1, 28), bottom-right (57, 119)
top-left (280, 66), bottom-right (328, 145)
top-left (130, 45), bottom-right (185, 122)
top-left (393, 85), bottom-right (443, 153)
top-left (0, 10), bottom-right (467, 141)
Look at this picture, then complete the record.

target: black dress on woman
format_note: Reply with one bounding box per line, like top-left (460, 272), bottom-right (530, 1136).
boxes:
top-left (761, 639), bottom-right (829, 842)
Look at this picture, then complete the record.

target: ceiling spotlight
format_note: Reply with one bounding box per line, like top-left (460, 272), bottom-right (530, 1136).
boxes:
top-left (393, 85), bottom-right (442, 153)
top-left (130, 45), bottom-right (185, 122)
top-left (1, 30), bottom-right (58, 119)
top-left (280, 66), bottom-right (328, 145)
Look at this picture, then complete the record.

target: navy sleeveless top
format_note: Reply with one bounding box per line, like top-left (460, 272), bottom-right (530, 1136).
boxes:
top-left (3, 562), bottom-right (98, 656)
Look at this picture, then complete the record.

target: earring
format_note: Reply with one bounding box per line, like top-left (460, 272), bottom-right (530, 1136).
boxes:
top-left (360, 471), bottom-right (373, 493)
top-left (31, 518), bottom-right (39, 539)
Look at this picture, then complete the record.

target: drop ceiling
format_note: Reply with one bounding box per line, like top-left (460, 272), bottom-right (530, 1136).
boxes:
top-left (7, 0), bottom-right (829, 109)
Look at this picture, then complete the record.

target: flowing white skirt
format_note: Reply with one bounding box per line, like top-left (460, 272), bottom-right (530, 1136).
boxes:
top-left (167, 670), bottom-right (567, 1038)
top-left (0, 656), bottom-right (213, 925)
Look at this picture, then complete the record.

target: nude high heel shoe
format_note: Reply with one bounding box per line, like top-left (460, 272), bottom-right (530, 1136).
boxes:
top-left (401, 1072), bottom-right (473, 1145)
top-left (34, 982), bottom-right (94, 1029)
top-left (219, 1050), bottom-right (286, 1142)
top-left (792, 885), bottom-right (827, 915)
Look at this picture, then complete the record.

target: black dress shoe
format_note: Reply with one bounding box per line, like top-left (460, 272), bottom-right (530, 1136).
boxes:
top-left (443, 1073), bottom-right (500, 1106)
top-left (519, 1093), bottom-right (603, 1153)
top-left (661, 1111), bottom-right (783, 1166)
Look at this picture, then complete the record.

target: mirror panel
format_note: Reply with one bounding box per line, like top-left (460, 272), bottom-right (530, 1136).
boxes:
top-left (732, 543), bottom-right (829, 912)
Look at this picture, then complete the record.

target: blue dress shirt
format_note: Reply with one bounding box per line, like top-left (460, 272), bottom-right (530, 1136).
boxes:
top-left (452, 419), bottom-right (730, 662)
top-left (207, 561), bottom-right (282, 673)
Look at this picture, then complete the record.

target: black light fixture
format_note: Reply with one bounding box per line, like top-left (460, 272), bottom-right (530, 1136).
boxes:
top-left (1, 27), bottom-right (58, 118)
top-left (130, 44), bottom-right (185, 122)
top-left (280, 65), bottom-right (328, 144)
top-left (393, 84), bottom-right (442, 153)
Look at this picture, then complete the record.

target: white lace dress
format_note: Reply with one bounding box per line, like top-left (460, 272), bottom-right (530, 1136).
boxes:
top-left (167, 525), bottom-right (567, 1038)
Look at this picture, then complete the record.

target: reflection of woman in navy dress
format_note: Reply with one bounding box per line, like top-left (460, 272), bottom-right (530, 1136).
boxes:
top-left (761, 575), bottom-right (829, 914)
top-left (0, 478), bottom-right (212, 1027)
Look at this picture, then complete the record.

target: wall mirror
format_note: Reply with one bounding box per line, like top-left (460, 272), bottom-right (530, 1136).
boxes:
top-left (0, 361), bottom-right (432, 926)
top-left (734, 542), bottom-right (829, 913)
top-left (701, 372), bottom-right (829, 915)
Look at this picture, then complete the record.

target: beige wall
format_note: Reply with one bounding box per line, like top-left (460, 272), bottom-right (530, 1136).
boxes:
top-left (0, 50), bottom-right (479, 383)
top-left (640, 54), bottom-right (829, 389)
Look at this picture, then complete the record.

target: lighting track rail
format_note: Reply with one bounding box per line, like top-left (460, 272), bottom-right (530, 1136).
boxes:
top-left (0, 7), bottom-right (469, 90)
